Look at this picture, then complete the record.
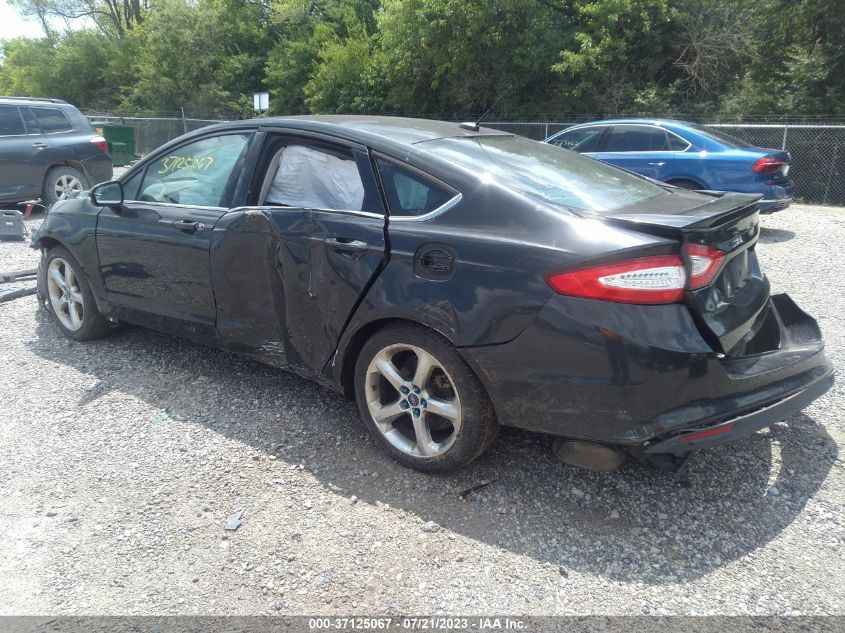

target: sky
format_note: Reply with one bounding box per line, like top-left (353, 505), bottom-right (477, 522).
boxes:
top-left (0, 0), bottom-right (47, 40)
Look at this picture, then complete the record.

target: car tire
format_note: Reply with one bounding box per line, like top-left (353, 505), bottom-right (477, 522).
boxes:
top-left (42, 246), bottom-right (109, 341)
top-left (42, 166), bottom-right (89, 207)
top-left (354, 323), bottom-right (498, 473)
top-left (666, 178), bottom-right (703, 190)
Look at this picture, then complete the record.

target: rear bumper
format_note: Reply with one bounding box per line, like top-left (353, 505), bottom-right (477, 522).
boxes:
top-left (644, 371), bottom-right (833, 453)
top-left (758, 197), bottom-right (792, 213)
top-left (460, 293), bottom-right (833, 448)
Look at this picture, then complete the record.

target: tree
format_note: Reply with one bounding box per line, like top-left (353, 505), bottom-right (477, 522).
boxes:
top-left (375, 0), bottom-right (573, 116)
top-left (9, 0), bottom-right (150, 38)
top-left (118, 0), bottom-right (272, 116)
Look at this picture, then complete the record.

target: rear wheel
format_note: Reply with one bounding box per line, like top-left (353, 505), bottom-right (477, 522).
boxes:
top-left (354, 324), bottom-right (498, 473)
top-left (42, 166), bottom-right (88, 206)
top-left (666, 178), bottom-right (703, 190)
top-left (42, 247), bottom-right (109, 340)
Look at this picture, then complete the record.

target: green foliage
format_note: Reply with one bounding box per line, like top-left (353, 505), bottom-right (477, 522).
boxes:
top-left (375, 0), bottom-right (573, 115)
top-left (0, 0), bottom-right (843, 118)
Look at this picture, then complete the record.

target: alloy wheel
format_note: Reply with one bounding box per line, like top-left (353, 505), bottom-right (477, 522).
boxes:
top-left (46, 257), bottom-right (84, 331)
top-left (365, 343), bottom-right (462, 458)
top-left (55, 174), bottom-right (83, 200)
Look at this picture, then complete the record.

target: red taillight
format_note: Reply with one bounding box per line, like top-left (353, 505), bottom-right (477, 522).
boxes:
top-left (685, 244), bottom-right (726, 289)
top-left (546, 245), bottom-right (727, 304)
top-left (752, 156), bottom-right (784, 174)
top-left (91, 135), bottom-right (108, 153)
top-left (546, 255), bottom-right (686, 304)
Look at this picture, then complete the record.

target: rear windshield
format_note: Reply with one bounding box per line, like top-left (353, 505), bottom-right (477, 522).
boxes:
top-left (689, 124), bottom-right (753, 149)
top-left (420, 135), bottom-right (664, 212)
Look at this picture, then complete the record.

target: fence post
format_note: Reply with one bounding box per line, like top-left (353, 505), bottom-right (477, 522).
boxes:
top-left (782, 123), bottom-right (788, 150)
top-left (823, 140), bottom-right (839, 206)
top-left (181, 107), bottom-right (187, 135)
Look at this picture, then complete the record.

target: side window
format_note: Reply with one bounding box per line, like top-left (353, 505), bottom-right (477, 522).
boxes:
top-left (137, 133), bottom-right (250, 207)
top-left (550, 127), bottom-right (605, 152)
top-left (263, 144), bottom-right (369, 212)
top-left (602, 125), bottom-right (670, 152)
top-left (666, 132), bottom-right (690, 151)
top-left (31, 107), bottom-right (74, 133)
top-left (0, 105), bottom-right (25, 136)
top-left (21, 108), bottom-right (40, 134)
top-left (376, 159), bottom-right (453, 217)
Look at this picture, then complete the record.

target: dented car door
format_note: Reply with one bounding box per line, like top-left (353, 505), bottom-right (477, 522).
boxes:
top-left (212, 135), bottom-right (386, 376)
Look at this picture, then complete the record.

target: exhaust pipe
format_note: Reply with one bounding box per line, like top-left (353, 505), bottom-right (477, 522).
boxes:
top-left (552, 439), bottom-right (625, 471)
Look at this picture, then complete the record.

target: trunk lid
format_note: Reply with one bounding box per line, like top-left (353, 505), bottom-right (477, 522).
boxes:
top-left (605, 192), bottom-right (768, 354)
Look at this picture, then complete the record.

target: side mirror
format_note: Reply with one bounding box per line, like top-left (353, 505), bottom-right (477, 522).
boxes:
top-left (90, 181), bottom-right (124, 207)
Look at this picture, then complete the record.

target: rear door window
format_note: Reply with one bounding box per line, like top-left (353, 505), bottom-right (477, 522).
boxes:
top-left (549, 127), bottom-right (606, 152)
top-left (602, 125), bottom-right (673, 152)
top-left (20, 108), bottom-right (40, 134)
top-left (30, 107), bottom-right (74, 133)
top-left (376, 159), bottom-right (454, 217)
top-left (265, 145), bottom-right (365, 211)
top-left (0, 105), bottom-right (25, 136)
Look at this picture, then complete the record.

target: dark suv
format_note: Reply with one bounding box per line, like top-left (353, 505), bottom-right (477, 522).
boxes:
top-left (0, 97), bottom-right (113, 207)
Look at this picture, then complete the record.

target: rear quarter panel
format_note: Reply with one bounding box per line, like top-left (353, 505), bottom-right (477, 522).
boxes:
top-left (332, 176), bottom-right (678, 385)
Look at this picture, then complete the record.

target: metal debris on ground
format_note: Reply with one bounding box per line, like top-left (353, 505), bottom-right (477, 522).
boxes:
top-left (0, 268), bottom-right (37, 303)
top-left (0, 286), bottom-right (37, 303)
top-left (0, 268), bottom-right (37, 283)
top-left (224, 508), bottom-right (245, 531)
top-left (458, 479), bottom-right (496, 499)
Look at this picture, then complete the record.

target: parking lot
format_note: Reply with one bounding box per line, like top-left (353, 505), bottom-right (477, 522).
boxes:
top-left (0, 204), bottom-right (843, 616)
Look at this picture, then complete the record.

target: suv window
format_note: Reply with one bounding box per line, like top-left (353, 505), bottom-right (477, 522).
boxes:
top-left (0, 105), bottom-right (25, 136)
top-left (377, 159), bottom-right (453, 217)
top-left (549, 127), bottom-right (606, 152)
top-left (602, 125), bottom-right (685, 152)
top-left (20, 107), bottom-right (40, 134)
top-left (137, 133), bottom-right (250, 207)
top-left (30, 107), bottom-right (74, 133)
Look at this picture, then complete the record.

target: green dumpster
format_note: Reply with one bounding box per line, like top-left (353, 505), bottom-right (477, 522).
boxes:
top-left (93, 122), bottom-right (136, 166)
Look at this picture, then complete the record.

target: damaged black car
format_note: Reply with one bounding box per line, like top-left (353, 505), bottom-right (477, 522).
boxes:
top-left (31, 116), bottom-right (834, 472)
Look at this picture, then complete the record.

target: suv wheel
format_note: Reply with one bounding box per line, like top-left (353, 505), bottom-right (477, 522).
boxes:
top-left (43, 166), bottom-right (88, 206)
top-left (354, 324), bottom-right (498, 473)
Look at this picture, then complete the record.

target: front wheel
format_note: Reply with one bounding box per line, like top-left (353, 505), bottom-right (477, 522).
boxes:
top-left (354, 324), bottom-right (498, 473)
top-left (42, 247), bottom-right (109, 340)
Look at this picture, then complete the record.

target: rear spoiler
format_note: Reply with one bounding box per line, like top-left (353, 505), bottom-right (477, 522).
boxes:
top-left (598, 193), bottom-right (761, 241)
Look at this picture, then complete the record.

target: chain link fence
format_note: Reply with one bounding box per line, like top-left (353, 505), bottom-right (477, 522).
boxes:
top-left (89, 114), bottom-right (845, 206)
top-left (89, 115), bottom-right (225, 157)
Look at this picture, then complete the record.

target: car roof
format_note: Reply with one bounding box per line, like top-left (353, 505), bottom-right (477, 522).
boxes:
top-left (214, 115), bottom-right (512, 148)
top-left (0, 96), bottom-right (70, 106)
top-left (566, 118), bottom-right (694, 129)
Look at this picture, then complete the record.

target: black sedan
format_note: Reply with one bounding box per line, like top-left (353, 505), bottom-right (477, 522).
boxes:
top-left (31, 116), bottom-right (833, 473)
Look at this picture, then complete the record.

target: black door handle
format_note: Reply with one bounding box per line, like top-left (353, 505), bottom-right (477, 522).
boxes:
top-left (168, 219), bottom-right (204, 234)
top-left (324, 237), bottom-right (368, 253)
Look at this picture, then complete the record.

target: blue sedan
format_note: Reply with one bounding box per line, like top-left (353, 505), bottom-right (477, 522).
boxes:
top-left (546, 119), bottom-right (795, 212)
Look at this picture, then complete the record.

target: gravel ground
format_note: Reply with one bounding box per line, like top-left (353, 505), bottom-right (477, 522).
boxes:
top-left (0, 204), bottom-right (843, 616)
